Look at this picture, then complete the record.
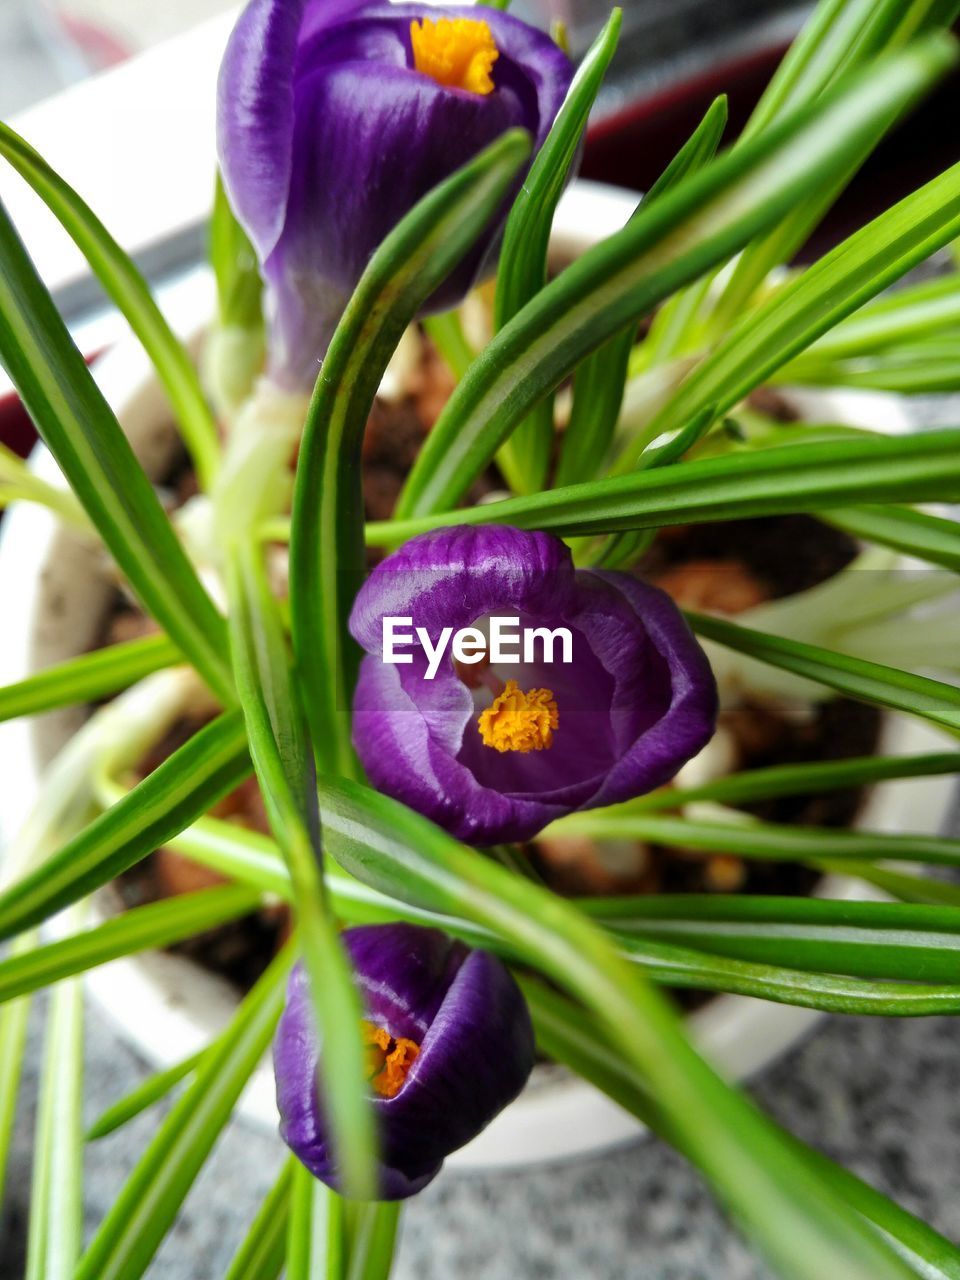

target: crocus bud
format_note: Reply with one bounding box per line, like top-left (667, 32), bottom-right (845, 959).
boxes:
top-left (274, 924), bottom-right (535, 1198)
top-left (349, 524), bottom-right (719, 846)
top-left (218, 1), bottom-right (574, 388)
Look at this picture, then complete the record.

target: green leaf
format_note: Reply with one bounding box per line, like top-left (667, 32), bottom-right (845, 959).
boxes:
top-left (0, 884), bottom-right (259, 1005)
top-left (0, 197), bottom-right (233, 703)
top-left (87, 1051), bottom-right (206, 1142)
top-left (368, 427), bottom-right (960, 546)
top-left (557, 97), bottom-right (728, 488)
top-left (317, 776), bottom-right (917, 1280)
top-left (522, 978), bottom-right (960, 1280)
top-left (639, 149), bottom-right (960, 450)
top-left (288, 129), bottom-right (531, 777)
top-left (586, 894), bottom-right (960, 983)
top-left (788, 273), bottom-right (960, 361)
top-left (616, 928), bottom-right (960, 1015)
top-left (211, 173), bottom-right (263, 333)
top-left (0, 440), bottom-right (91, 529)
top-left (75, 942), bottom-right (292, 1280)
top-left (688, 610), bottom-right (960, 732)
top-left (0, 633), bottom-right (180, 724)
top-left (712, 12), bottom-right (954, 333)
top-left (0, 711), bottom-right (251, 942)
top-left (395, 34), bottom-right (958, 518)
top-left (554, 807), bottom-right (960, 868)
top-left (0, 937), bottom-right (32, 1207)
top-left (287, 1166), bottom-right (347, 1280)
top-left (817, 861), bottom-right (960, 908)
top-left (25, 935), bottom-right (84, 1280)
top-left (494, 9), bottom-right (622, 494)
top-left (631, 749), bottom-right (960, 811)
top-left (345, 1202), bottom-right (401, 1280)
top-left (421, 312), bottom-right (474, 381)
top-left (227, 541), bottom-right (377, 1201)
top-left (824, 504), bottom-right (960, 571)
top-left (0, 123), bottom-right (220, 489)
top-left (224, 1159), bottom-right (293, 1280)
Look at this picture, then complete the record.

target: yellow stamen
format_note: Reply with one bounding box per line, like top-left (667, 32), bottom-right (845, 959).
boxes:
top-left (477, 680), bottom-right (559, 754)
top-left (361, 1020), bottom-right (420, 1099)
top-left (410, 17), bottom-right (499, 96)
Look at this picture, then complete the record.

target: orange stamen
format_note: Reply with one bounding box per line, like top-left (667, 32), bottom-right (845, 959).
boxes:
top-left (477, 680), bottom-right (559, 753)
top-left (410, 17), bottom-right (499, 95)
top-left (361, 1020), bottom-right (420, 1099)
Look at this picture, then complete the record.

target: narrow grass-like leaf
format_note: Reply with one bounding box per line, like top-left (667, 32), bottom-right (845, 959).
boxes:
top-left (288, 130), bottom-right (530, 776)
top-left (211, 173), bottom-right (263, 333)
top-left (228, 540), bottom-right (377, 1200)
top-left (824, 505), bottom-right (960, 572)
top-left (87, 1050), bottom-right (206, 1142)
top-left (522, 978), bottom-right (960, 1280)
top-left (817, 860), bottom-right (960, 908)
top-left (0, 936), bottom-right (32, 1208)
top-left (788, 273), bottom-right (960, 361)
top-left (318, 776), bottom-right (917, 1280)
top-left (0, 711), bottom-right (251, 941)
top-left (553, 808), bottom-right (960, 867)
top-left (0, 198), bottom-right (232, 701)
top-left (224, 1159), bottom-right (293, 1280)
top-left (0, 123), bottom-right (220, 489)
top-left (346, 1202), bottom-right (401, 1280)
top-left (369, 428), bottom-right (960, 546)
top-left (0, 633), bottom-right (180, 724)
top-left (615, 929), bottom-right (960, 1015)
top-left (631, 750), bottom-right (960, 811)
top-left (396, 35), bottom-right (958, 518)
top-left (586, 894), bottom-right (960, 983)
top-left (288, 1166), bottom-right (347, 1280)
top-left (0, 885), bottom-right (259, 1005)
top-left (640, 152), bottom-right (960, 450)
top-left (711, 12), bottom-right (954, 332)
top-left (25, 944), bottom-right (83, 1280)
top-left (75, 942), bottom-right (292, 1280)
top-left (422, 312), bottom-right (474, 380)
top-left (494, 9), bottom-right (622, 494)
top-left (557, 98), bottom-right (727, 487)
top-left (0, 440), bottom-right (90, 529)
top-left (688, 610), bottom-right (960, 733)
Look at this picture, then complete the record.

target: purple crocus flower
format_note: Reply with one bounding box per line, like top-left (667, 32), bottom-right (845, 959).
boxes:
top-left (274, 924), bottom-right (534, 1198)
top-left (349, 525), bottom-right (718, 845)
top-left (218, 0), bottom-right (573, 387)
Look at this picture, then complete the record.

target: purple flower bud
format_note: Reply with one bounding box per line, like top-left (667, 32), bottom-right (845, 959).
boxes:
top-left (217, 1), bottom-right (574, 387)
top-left (274, 924), bottom-right (535, 1198)
top-left (349, 525), bottom-right (718, 845)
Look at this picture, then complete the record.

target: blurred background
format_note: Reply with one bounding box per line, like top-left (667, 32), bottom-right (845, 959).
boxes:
top-left (1, 0), bottom-right (802, 117)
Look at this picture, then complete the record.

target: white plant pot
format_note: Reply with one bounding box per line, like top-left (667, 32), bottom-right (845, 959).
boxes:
top-left (0, 181), bottom-right (955, 1171)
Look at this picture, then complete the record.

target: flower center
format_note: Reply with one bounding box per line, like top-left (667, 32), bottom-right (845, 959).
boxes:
top-left (477, 680), bottom-right (559, 754)
top-left (361, 1020), bottom-right (420, 1099)
top-left (410, 17), bottom-right (499, 96)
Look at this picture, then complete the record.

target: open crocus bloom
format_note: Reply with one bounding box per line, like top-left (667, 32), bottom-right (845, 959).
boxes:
top-left (218, 0), bottom-right (573, 387)
top-left (274, 924), bottom-right (534, 1198)
top-left (349, 525), bottom-right (719, 845)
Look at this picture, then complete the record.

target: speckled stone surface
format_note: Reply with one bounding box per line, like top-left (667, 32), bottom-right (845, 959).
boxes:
top-left (2, 793), bottom-right (960, 1280)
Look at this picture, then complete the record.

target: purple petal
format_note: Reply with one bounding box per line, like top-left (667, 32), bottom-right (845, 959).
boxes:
top-left (274, 925), bottom-right (534, 1198)
top-left (218, 0), bottom-right (574, 386)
